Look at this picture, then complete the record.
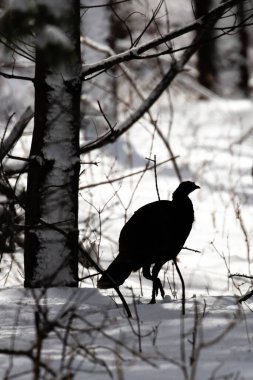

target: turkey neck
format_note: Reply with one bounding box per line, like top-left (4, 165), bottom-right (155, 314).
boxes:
top-left (172, 194), bottom-right (195, 222)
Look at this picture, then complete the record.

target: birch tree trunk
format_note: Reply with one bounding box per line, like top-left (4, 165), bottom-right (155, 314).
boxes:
top-left (24, 0), bottom-right (81, 287)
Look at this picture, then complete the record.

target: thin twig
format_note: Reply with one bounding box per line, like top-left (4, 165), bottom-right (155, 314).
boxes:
top-left (183, 246), bottom-right (201, 253)
top-left (146, 155), bottom-right (160, 201)
top-left (229, 273), bottom-right (253, 279)
top-left (80, 157), bottom-right (178, 190)
top-left (80, 0), bottom-right (133, 9)
top-left (173, 259), bottom-right (185, 316)
top-left (97, 100), bottom-right (117, 132)
top-left (7, 154), bottom-right (30, 162)
top-left (0, 71), bottom-right (34, 81)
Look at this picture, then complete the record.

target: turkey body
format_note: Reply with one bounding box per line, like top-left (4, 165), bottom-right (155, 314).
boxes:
top-left (97, 181), bottom-right (199, 303)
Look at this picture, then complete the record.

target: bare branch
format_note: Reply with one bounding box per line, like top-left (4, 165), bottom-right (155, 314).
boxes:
top-left (81, 0), bottom-right (247, 79)
top-left (229, 273), bottom-right (253, 279)
top-left (0, 107), bottom-right (34, 161)
top-left (132, 0), bottom-right (165, 47)
top-left (82, 35), bottom-right (182, 181)
top-left (238, 290), bottom-right (253, 303)
top-left (183, 246), bottom-right (201, 253)
top-left (80, 0), bottom-right (133, 9)
top-left (79, 157), bottom-right (178, 190)
top-left (97, 100), bottom-right (116, 132)
top-left (80, 0), bottom-right (242, 155)
top-left (0, 71), bottom-right (34, 81)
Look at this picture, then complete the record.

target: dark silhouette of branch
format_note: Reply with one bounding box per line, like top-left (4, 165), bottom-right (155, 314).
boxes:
top-left (0, 107), bottom-right (34, 161)
top-left (80, 0), bottom-right (133, 9)
top-left (183, 246), bottom-right (201, 253)
top-left (229, 274), bottom-right (253, 303)
top-left (146, 155), bottom-right (160, 201)
top-left (0, 71), bottom-right (34, 81)
top-left (97, 100), bottom-right (116, 132)
top-left (229, 273), bottom-right (253, 279)
top-left (238, 290), bottom-right (253, 303)
top-left (173, 259), bottom-right (185, 316)
top-left (132, 0), bottom-right (165, 47)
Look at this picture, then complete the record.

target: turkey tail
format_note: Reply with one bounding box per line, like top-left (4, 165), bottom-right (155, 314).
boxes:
top-left (97, 255), bottom-right (132, 289)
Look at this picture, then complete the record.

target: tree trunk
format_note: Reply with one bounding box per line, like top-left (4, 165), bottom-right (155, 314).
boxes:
top-left (215, 1), bottom-right (249, 98)
top-left (194, 0), bottom-right (249, 98)
top-left (24, 0), bottom-right (81, 287)
top-left (194, 0), bottom-right (217, 91)
top-left (233, 1), bottom-right (249, 96)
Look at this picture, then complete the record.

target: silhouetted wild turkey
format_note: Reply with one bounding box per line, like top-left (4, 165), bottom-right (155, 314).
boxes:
top-left (97, 181), bottom-right (199, 303)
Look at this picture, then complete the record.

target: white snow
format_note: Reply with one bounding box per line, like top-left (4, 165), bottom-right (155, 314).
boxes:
top-left (0, 288), bottom-right (252, 379)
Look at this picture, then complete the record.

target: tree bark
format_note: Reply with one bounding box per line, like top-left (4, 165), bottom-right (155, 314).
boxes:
top-left (215, 0), bottom-right (249, 98)
top-left (194, 0), bottom-right (217, 91)
top-left (194, 0), bottom-right (249, 97)
top-left (24, 0), bottom-right (81, 287)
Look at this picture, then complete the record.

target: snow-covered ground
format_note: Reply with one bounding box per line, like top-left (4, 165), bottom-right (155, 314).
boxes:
top-left (1, 92), bottom-right (253, 379)
top-left (0, 288), bottom-right (252, 380)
